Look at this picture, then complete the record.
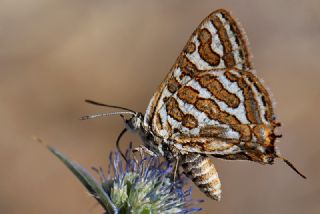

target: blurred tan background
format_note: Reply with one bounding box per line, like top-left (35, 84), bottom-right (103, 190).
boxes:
top-left (1, 0), bottom-right (320, 213)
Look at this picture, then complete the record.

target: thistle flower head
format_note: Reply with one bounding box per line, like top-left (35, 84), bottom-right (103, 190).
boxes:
top-left (49, 144), bottom-right (203, 213)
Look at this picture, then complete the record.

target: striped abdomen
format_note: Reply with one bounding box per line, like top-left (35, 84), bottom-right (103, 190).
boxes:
top-left (181, 153), bottom-right (222, 201)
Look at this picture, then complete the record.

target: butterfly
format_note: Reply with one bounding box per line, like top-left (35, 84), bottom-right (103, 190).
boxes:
top-left (82, 9), bottom-right (306, 201)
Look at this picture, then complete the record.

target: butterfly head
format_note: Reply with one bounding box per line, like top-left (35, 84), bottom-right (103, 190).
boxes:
top-left (125, 112), bottom-right (145, 132)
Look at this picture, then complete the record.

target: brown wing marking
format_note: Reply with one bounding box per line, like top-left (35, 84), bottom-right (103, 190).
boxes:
top-left (213, 9), bottom-right (252, 70)
top-left (167, 77), bottom-right (182, 94)
top-left (177, 86), bottom-right (199, 104)
top-left (145, 9), bottom-right (254, 136)
top-left (166, 97), bottom-right (199, 130)
top-left (200, 125), bottom-right (251, 142)
top-left (178, 54), bottom-right (200, 80)
top-left (196, 73), bottom-right (241, 108)
top-left (225, 69), bottom-right (273, 125)
top-left (241, 71), bottom-right (275, 122)
top-left (210, 13), bottom-right (235, 68)
top-left (175, 136), bottom-right (238, 154)
top-left (198, 28), bottom-right (221, 66)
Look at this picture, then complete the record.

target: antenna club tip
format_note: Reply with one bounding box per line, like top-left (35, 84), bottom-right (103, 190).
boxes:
top-left (281, 157), bottom-right (307, 179)
top-left (300, 174), bottom-right (307, 179)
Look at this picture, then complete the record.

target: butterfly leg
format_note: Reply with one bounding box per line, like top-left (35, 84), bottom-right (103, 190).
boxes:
top-left (172, 157), bottom-right (180, 182)
top-left (132, 145), bottom-right (157, 159)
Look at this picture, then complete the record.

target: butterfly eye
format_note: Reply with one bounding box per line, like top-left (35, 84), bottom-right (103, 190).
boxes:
top-left (125, 118), bottom-right (136, 131)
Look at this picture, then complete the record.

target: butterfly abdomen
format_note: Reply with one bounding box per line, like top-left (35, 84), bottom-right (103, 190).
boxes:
top-left (181, 153), bottom-right (222, 201)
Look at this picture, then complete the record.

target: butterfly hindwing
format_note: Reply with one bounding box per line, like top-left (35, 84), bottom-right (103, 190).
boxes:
top-left (148, 67), bottom-right (276, 149)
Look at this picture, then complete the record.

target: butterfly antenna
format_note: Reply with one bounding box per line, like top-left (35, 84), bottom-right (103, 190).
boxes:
top-left (80, 111), bottom-right (135, 120)
top-left (278, 156), bottom-right (306, 179)
top-left (116, 128), bottom-right (128, 162)
top-left (85, 99), bottom-right (136, 113)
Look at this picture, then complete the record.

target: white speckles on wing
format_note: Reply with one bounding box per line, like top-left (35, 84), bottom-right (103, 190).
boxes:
top-left (233, 50), bottom-right (243, 69)
top-left (216, 13), bottom-right (245, 70)
top-left (157, 104), bottom-right (170, 138)
top-left (173, 67), bottom-right (182, 81)
top-left (187, 127), bottom-right (201, 136)
top-left (174, 67), bottom-right (191, 84)
top-left (202, 19), bottom-right (217, 34)
top-left (216, 13), bottom-right (227, 24)
top-left (224, 128), bottom-right (240, 139)
top-left (188, 79), bottom-right (212, 99)
top-left (161, 86), bottom-right (173, 99)
top-left (144, 95), bottom-right (155, 125)
top-left (156, 88), bottom-right (172, 113)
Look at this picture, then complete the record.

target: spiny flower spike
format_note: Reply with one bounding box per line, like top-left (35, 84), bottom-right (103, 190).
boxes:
top-left (48, 143), bottom-right (203, 214)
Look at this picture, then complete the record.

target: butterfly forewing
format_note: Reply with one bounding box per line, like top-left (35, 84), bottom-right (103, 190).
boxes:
top-left (144, 9), bottom-right (255, 132)
top-left (185, 10), bottom-right (252, 70)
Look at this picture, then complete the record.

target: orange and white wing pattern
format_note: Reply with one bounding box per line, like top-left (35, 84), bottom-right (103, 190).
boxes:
top-left (144, 9), bottom-right (253, 132)
top-left (164, 68), bottom-right (277, 155)
top-left (143, 9), bottom-right (280, 200)
top-left (144, 9), bottom-right (273, 140)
